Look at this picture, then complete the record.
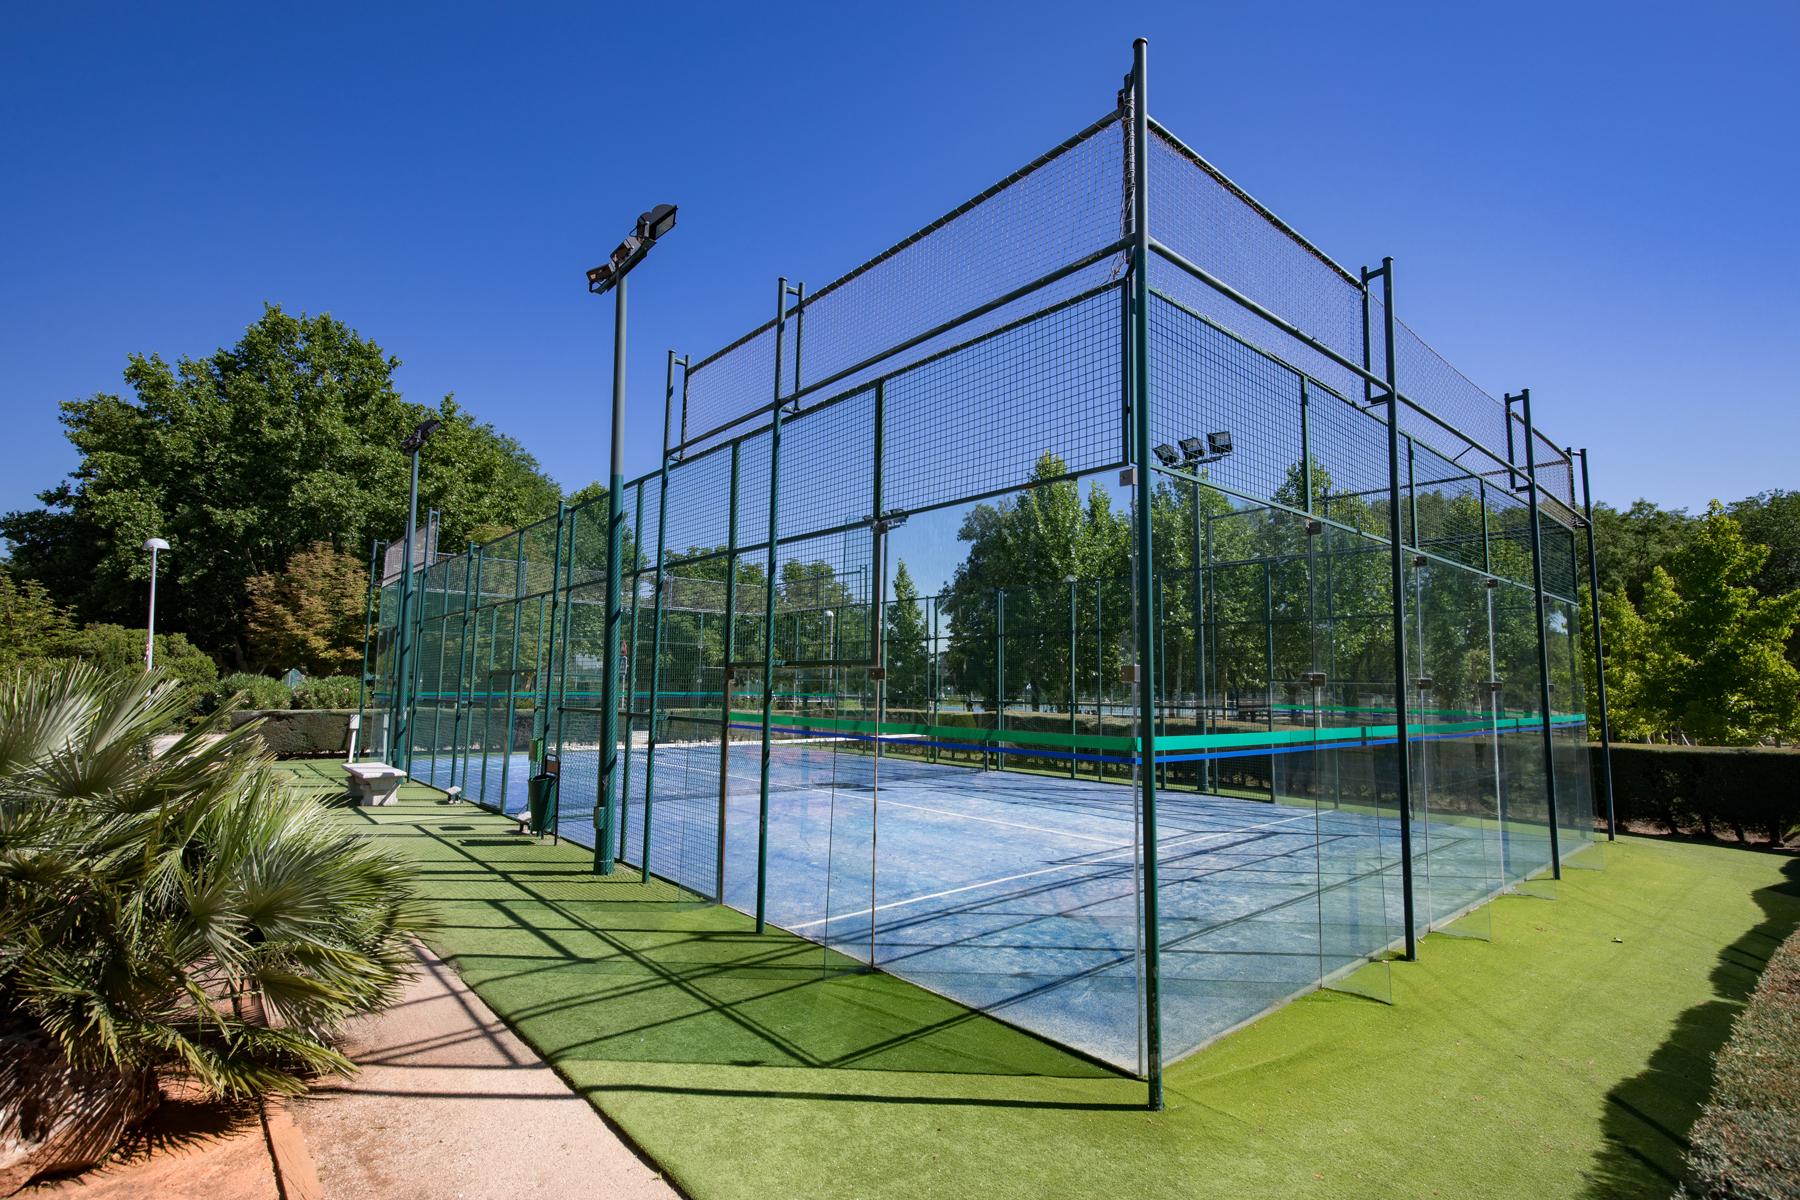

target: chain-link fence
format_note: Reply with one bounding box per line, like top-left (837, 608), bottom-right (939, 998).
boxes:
top-left (362, 40), bottom-right (1602, 1106)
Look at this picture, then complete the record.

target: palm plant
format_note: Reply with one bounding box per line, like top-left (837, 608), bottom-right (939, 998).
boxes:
top-left (0, 663), bottom-right (427, 1186)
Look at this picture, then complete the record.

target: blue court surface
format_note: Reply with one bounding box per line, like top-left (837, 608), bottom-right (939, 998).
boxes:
top-left (411, 740), bottom-right (1556, 1069)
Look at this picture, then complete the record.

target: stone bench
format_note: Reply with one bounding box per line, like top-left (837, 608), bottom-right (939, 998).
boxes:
top-left (344, 762), bottom-right (407, 806)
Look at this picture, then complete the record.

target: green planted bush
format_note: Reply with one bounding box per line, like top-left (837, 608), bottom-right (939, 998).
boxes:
top-left (0, 663), bottom-right (426, 1187)
top-left (1597, 744), bottom-right (1800, 845)
top-left (292, 674), bottom-right (359, 710)
top-left (215, 671), bottom-right (293, 712)
top-left (1681, 925), bottom-right (1800, 1198)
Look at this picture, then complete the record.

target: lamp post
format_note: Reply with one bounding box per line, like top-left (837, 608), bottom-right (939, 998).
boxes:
top-left (392, 417), bottom-right (442, 772)
top-left (142, 537), bottom-right (170, 671)
top-left (586, 203), bottom-right (678, 875)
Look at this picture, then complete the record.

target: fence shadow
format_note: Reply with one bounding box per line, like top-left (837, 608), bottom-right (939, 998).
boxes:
top-left (1581, 853), bottom-right (1800, 1197)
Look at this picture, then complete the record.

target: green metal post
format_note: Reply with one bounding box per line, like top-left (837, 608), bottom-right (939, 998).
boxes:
top-left (1368, 257), bottom-right (1418, 959)
top-left (500, 537), bottom-right (525, 817)
top-left (553, 512), bottom-right (575, 764)
top-left (595, 268), bottom-right (630, 875)
top-left (755, 278), bottom-right (799, 933)
top-left (1577, 449), bottom-right (1616, 839)
top-left (1519, 389), bottom-right (1562, 876)
top-left (1299, 376), bottom-right (1313, 512)
top-left (619, 486), bottom-right (644, 865)
top-left (717, 443), bottom-right (741, 902)
top-left (1129, 36), bottom-right (1165, 1112)
top-left (1479, 477), bottom-right (1492, 575)
top-left (451, 543), bottom-right (477, 790)
top-left (480, 600), bottom-right (497, 805)
top-left (642, 353), bottom-right (683, 879)
top-left (1264, 559), bottom-right (1276, 803)
top-left (1068, 577), bottom-right (1078, 780)
top-left (393, 452), bottom-right (421, 771)
top-left (993, 587), bottom-right (1005, 771)
top-left (464, 547), bottom-right (484, 796)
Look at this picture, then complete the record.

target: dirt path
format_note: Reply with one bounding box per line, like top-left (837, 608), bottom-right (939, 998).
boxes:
top-left (289, 941), bottom-right (678, 1200)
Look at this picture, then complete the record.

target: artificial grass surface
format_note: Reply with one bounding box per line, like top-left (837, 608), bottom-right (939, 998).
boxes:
top-left (283, 761), bottom-right (1800, 1199)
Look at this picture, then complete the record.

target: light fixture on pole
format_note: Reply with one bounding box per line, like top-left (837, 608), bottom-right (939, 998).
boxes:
top-left (585, 202), bottom-right (678, 876)
top-left (392, 416), bottom-right (442, 771)
top-left (142, 537), bottom-right (170, 671)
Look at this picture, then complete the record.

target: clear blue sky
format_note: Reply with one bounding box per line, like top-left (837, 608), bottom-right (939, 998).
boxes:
top-left (3, 1), bottom-right (1795, 531)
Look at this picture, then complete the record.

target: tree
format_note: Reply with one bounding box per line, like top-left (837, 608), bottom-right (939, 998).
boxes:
top-left (885, 561), bottom-right (931, 709)
top-left (1, 305), bottom-right (559, 665)
top-left (0, 665), bottom-right (425, 1187)
top-left (1603, 503), bottom-right (1800, 744)
top-left (1588, 498), bottom-right (1693, 605)
top-left (245, 541), bottom-right (370, 675)
top-left (0, 571), bottom-right (75, 670)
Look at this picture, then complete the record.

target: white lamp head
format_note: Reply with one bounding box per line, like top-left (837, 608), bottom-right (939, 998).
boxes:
top-left (144, 537), bottom-right (171, 552)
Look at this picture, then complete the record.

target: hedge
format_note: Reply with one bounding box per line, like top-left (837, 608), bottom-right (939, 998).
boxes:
top-left (1680, 925), bottom-right (1800, 1198)
top-left (1596, 744), bottom-right (1799, 845)
top-left (229, 709), bottom-right (352, 758)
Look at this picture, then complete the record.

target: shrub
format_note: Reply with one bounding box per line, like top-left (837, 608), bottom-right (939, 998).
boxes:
top-left (214, 671), bottom-right (294, 712)
top-left (1681, 925), bottom-right (1800, 1198)
top-left (56, 623), bottom-right (218, 715)
top-left (0, 663), bottom-right (426, 1187)
top-left (1596, 744), bottom-right (1800, 845)
top-left (292, 673), bottom-right (360, 710)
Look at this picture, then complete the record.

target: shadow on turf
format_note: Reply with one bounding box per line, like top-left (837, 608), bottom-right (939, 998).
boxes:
top-left (1581, 853), bottom-right (1800, 1198)
top-left (294, 769), bottom-right (1141, 1112)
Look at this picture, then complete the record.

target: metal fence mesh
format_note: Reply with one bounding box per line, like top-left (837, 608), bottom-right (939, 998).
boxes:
top-left (365, 66), bottom-right (1598, 1087)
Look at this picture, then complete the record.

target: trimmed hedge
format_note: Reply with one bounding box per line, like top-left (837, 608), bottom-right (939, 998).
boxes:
top-left (1681, 925), bottom-right (1800, 1198)
top-left (1596, 744), bottom-right (1799, 845)
top-left (229, 709), bottom-right (352, 758)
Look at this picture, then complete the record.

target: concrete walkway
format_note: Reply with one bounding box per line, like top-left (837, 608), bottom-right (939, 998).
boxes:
top-left (290, 941), bottom-right (678, 1200)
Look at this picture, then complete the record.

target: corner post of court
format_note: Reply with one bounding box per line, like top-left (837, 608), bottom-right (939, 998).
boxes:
top-left (1368, 255), bottom-right (1417, 959)
top-left (1128, 35), bottom-right (1166, 1113)
top-left (1518, 389), bottom-right (1562, 876)
top-left (642, 351), bottom-right (684, 877)
top-left (501, 530), bottom-right (525, 820)
top-left (1576, 448), bottom-right (1616, 839)
top-left (756, 277), bottom-right (801, 933)
top-left (618, 484), bottom-right (647, 865)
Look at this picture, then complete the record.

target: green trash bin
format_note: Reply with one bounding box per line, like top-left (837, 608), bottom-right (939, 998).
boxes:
top-left (526, 773), bottom-right (559, 842)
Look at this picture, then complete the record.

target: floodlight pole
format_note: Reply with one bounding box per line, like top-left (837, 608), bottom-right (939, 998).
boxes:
top-left (1365, 257), bottom-right (1417, 961)
top-left (1516, 390), bottom-right (1563, 876)
top-left (1128, 35), bottom-right (1166, 1114)
top-left (594, 271), bottom-right (629, 873)
top-left (1577, 449), bottom-right (1616, 839)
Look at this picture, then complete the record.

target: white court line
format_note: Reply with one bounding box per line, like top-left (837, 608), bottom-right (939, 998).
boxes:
top-left (784, 808), bottom-right (1318, 931)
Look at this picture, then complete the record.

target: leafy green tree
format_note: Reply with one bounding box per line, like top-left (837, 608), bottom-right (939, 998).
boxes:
top-left (1588, 498), bottom-right (1693, 605)
top-left (1636, 503), bottom-right (1800, 744)
top-left (0, 571), bottom-right (76, 669)
top-left (884, 561), bottom-right (931, 709)
top-left (1, 305), bottom-right (559, 665)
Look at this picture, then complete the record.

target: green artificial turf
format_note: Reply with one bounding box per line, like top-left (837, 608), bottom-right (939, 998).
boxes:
top-left (283, 761), bottom-right (1800, 1199)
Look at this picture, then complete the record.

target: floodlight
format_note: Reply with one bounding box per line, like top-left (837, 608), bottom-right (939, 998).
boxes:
top-left (143, 536), bottom-right (170, 552)
top-left (1207, 431), bottom-right (1233, 456)
top-left (399, 417), bottom-right (442, 455)
top-left (1178, 436), bottom-right (1206, 461)
top-left (585, 262), bottom-right (615, 293)
top-left (1153, 444), bottom-right (1182, 468)
top-left (636, 204), bottom-right (677, 241)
